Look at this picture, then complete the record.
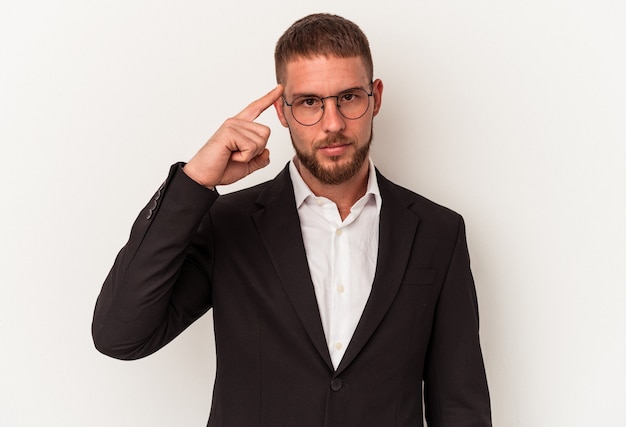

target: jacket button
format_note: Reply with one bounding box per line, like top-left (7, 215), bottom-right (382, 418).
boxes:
top-left (330, 378), bottom-right (343, 391)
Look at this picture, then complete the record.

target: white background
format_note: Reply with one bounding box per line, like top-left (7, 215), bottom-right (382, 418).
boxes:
top-left (1, 1), bottom-right (625, 426)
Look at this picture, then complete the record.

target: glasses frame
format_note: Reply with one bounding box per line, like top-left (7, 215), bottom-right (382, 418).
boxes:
top-left (282, 86), bottom-right (374, 126)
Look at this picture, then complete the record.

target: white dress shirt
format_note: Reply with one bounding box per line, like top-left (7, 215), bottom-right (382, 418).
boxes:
top-left (289, 159), bottom-right (382, 369)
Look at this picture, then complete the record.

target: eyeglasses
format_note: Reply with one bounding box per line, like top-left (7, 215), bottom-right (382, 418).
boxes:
top-left (283, 87), bottom-right (373, 126)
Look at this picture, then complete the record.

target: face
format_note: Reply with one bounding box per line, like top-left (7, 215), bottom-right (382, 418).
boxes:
top-left (275, 55), bottom-right (383, 185)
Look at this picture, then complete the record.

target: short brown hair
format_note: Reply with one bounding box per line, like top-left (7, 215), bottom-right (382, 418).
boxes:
top-left (274, 13), bottom-right (374, 84)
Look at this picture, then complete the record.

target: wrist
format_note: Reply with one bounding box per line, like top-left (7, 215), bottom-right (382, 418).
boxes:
top-left (182, 163), bottom-right (216, 189)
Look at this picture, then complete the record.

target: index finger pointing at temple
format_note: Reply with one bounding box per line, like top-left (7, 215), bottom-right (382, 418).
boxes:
top-left (235, 85), bottom-right (284, 122)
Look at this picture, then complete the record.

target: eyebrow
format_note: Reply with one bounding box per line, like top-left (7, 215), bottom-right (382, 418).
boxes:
top-left (290, 85), bottom-right (368, 99)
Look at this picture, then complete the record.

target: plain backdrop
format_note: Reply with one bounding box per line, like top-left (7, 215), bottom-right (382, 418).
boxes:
top-left (1, 1), bottom-right (625, 426)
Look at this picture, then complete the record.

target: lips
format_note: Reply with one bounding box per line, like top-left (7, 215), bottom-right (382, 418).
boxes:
top-left (318, 144), bottom-right (351, 157)
top-left (315, 135), bottom-right (353, 157)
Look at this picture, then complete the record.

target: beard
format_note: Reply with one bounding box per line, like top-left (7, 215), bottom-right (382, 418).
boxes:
top-left (291, 127), bottom-right (373, 185)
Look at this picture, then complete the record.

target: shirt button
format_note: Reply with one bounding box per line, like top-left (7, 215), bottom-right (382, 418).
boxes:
top-left (336, 229), bottom-right (343, 236)
top-left (334, 342), bottom-right (343, 351)
top-left (337, 284), bottom-right (345, 293)
top-left (330, 378), bottom-right (343, 391)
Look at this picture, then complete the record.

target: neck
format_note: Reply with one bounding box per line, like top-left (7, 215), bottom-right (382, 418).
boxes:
top-left (294, 157), bottom-right (370, 221)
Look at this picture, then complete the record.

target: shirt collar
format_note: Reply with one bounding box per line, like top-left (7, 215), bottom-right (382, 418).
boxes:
top-left (289, 157), bottom-right (382, 214)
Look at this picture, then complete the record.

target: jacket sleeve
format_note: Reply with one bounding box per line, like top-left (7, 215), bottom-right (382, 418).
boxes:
top-left (423, 217), bottom-right (492, 426)
top-left (92, 163), bottom-right (218, 360)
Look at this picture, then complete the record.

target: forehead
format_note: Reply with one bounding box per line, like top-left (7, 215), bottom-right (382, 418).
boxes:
top-left (283, 55), bottom-right (369, 95)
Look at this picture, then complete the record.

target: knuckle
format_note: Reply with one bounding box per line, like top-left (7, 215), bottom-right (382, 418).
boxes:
top-left (258, 125), bottom-right (271, 139)
top-left (224, 117), bottom-right (239, 127)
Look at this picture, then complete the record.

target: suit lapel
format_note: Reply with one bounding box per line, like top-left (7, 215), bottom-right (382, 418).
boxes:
top-left (252, 166), bottom-right (333, 371)
top-left (336, 171), bottom-right (420, 374)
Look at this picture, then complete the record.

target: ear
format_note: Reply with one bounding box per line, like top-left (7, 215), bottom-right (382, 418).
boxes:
top-left (274, 98), bottom-right (290, 128)
top-left (372, 78), bottom-right (383, 117)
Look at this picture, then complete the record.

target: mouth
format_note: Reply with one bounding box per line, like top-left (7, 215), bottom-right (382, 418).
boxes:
top-left (317, 143), bottom-right (351, 157)
top-left (316, 136), bottom-right (353, 157)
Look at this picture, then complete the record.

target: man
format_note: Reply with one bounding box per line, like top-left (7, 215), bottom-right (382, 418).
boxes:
top-left (93, 13), bottom-right (491, 426)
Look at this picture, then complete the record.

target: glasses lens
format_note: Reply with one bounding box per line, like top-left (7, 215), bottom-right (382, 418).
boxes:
top-left (291, 96), bottom-right (324, 126)
top-left (290, 89), bottom-right (371, 125)
top-left (337, 89), bottom-right (370, 120)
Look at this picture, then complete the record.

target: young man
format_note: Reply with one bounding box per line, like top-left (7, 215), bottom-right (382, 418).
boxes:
top-left (93, 13), bottom-right (491, 426)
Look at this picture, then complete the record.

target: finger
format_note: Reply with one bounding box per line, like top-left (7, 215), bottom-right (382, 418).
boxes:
top-left (247, 148), bottom-right (270, 173)
top-left (225, 118), bottom-right (272, 144)
top-left (229, 140), bottom-right (263, 163)
top-left (221, 121), bottom-right (270, 160)
top-left (235, 85), bottom-right (284, 122)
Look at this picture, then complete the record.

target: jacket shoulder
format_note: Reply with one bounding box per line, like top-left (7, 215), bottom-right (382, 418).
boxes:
top-left (377, 170), bottom-right (462, 223)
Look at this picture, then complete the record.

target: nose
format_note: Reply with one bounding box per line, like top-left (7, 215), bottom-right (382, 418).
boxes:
top-left (321, 97), bottom-right (345, 133)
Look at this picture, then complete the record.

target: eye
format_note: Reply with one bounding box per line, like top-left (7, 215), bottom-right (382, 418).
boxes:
top-left (339, 91), bottom-right (360, 103)
top-left (295, 97), bottom-right (322, 108)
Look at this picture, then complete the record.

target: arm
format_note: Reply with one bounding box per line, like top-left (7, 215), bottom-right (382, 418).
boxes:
top-left (423, 218), bottom-right (492, 426)
top-left (92, 164), bottom-right (217, 359)
top-left (92, 86), bottom-right (284, 360)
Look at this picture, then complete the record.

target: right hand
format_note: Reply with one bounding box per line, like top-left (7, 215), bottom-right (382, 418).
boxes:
top-left (183, 85), bottom-right (284, 188)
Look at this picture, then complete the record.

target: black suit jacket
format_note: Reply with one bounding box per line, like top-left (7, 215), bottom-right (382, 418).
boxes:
top-left (93, 163), bottom-right (491, 427)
